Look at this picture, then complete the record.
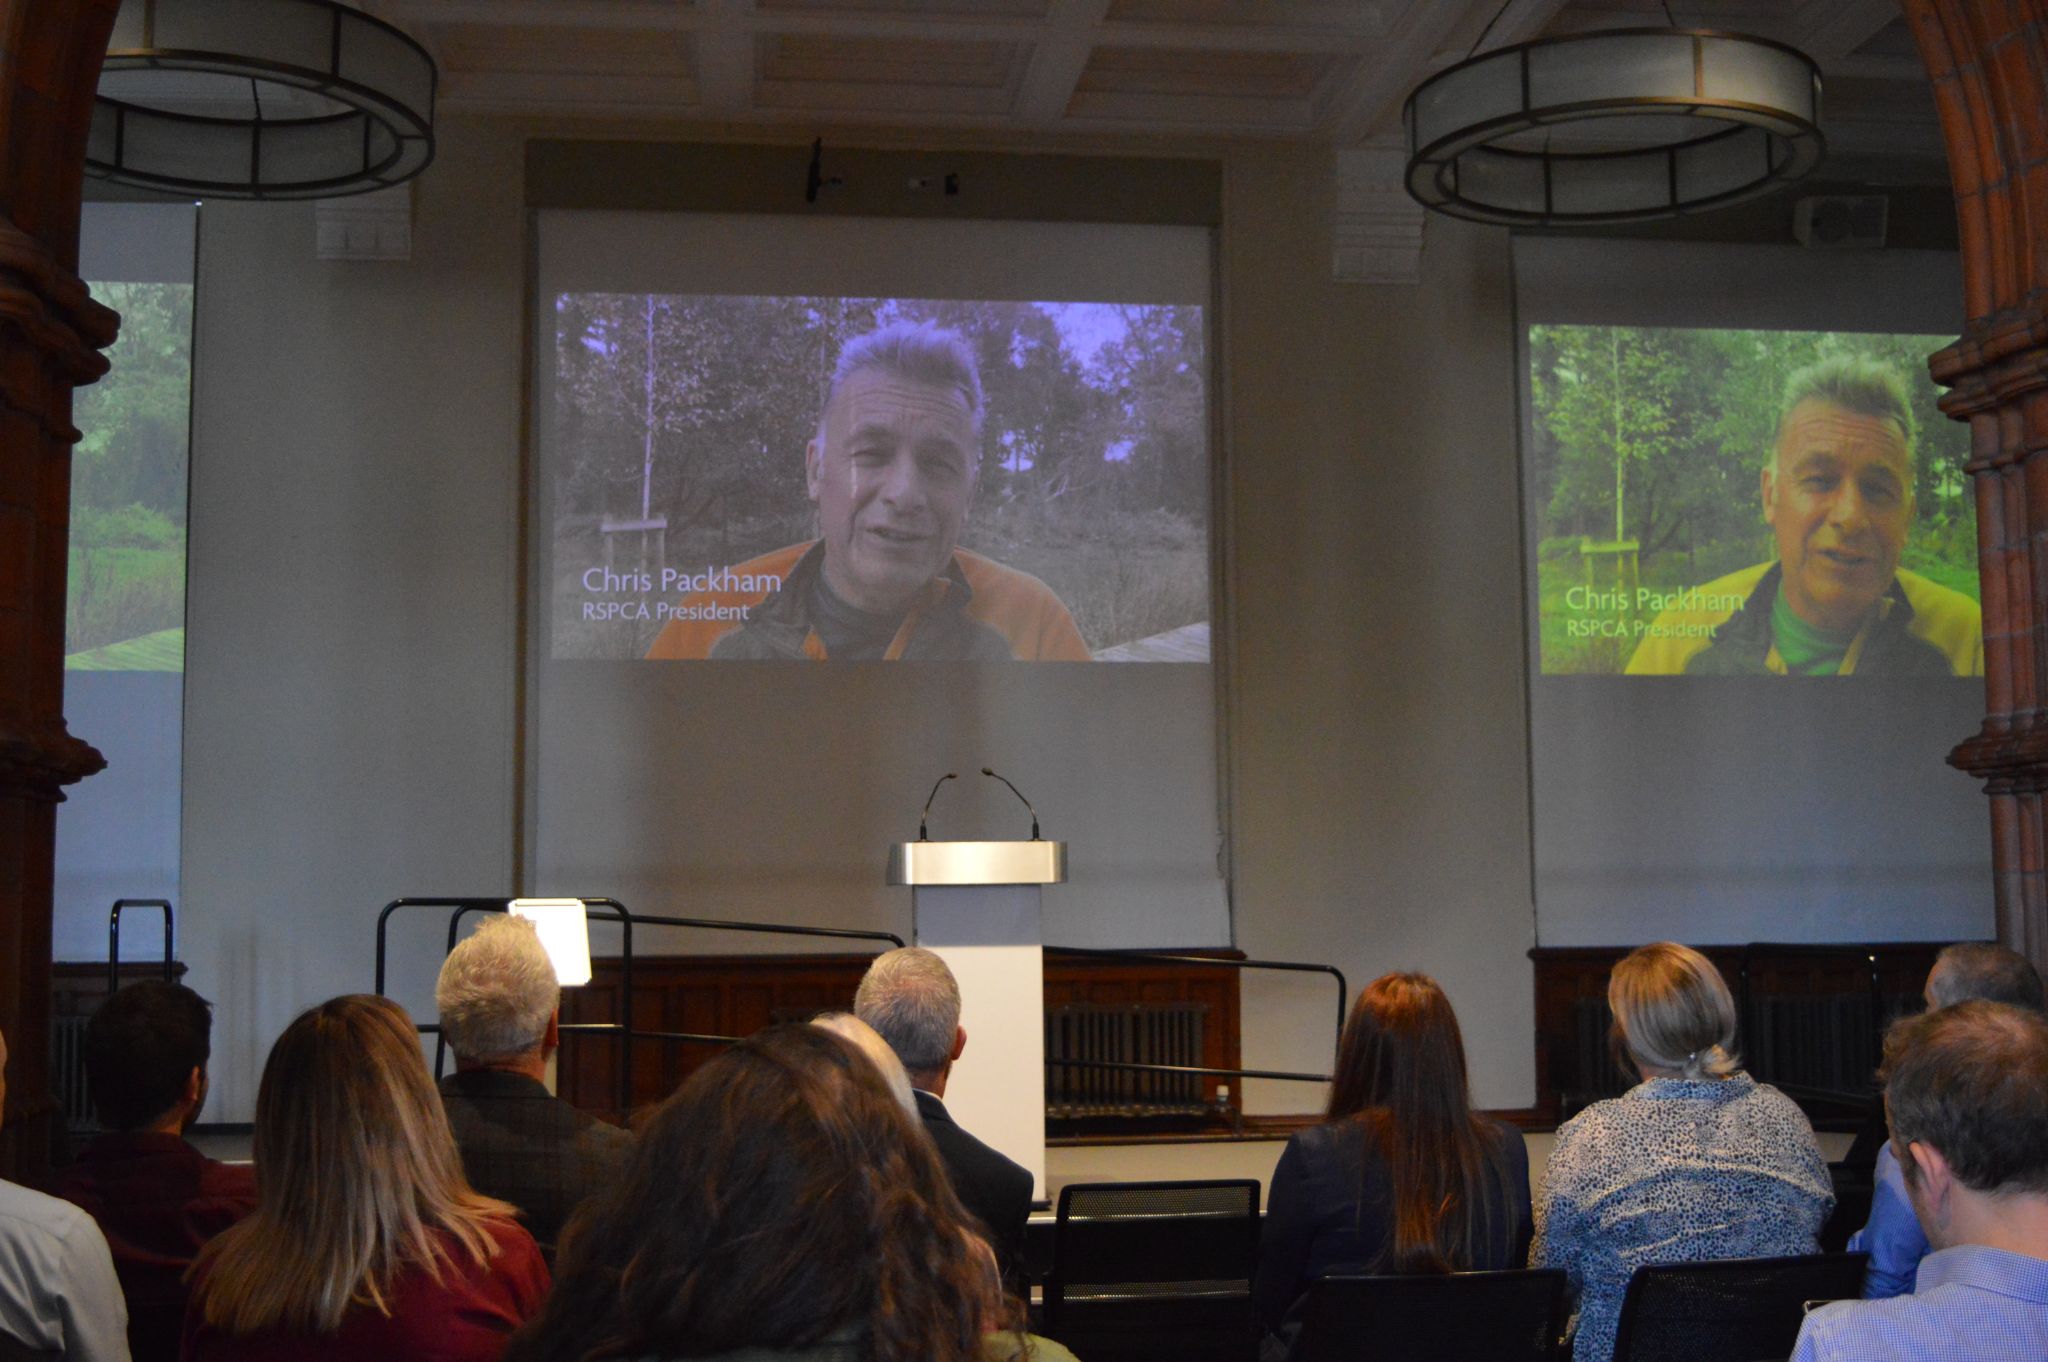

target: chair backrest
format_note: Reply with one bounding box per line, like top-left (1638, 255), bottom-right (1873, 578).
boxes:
top-left (1288, 1269), bottom-right (1568, 1362)
top-left (1043, 1180), bottom-right (1263, 1362)
top-left (1610, 1252), bottom-right (1870, 1362)
top-left (1046, 1179), bottom-right (1261, 1304)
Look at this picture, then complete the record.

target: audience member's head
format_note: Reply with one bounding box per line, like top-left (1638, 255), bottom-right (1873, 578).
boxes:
top-left (193, 995), bottom-right (515, 1335)
top-left (854, 946), bottom-right (965, 1090)
top-left (508, 1024), bottom-right (1003, 1362)
top-left (1881, 1000), bottom-right (2048, 1248)
top-left (1609, 941), bottom-right (1741, 1082)
top-left (435, 914), bottom-right (559, 1066)
top-left (1325, 972), bottom-right (1512, 1274)
top-left (1924, 941), bottom-right (2045, 1011)
top-left (85, 980), bottom-right (214, 1133)
top-left (812, 1010), bottom-right (918, 1117)
top-left (1328, 972), bottom-right (1470, 1119)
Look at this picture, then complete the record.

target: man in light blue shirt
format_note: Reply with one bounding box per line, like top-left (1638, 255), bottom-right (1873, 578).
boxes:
top-left (1793, 1001), bottom-right (2048, 1361)
top-left (1847, 942), bottom-right (2043, 1298)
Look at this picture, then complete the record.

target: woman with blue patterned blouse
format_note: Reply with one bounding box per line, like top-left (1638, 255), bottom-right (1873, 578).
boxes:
top-left (1532, 943), bottom-right (1833, 1362)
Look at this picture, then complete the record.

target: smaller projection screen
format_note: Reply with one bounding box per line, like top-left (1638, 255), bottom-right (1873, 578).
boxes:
top-left (529, 212), bottom-right (1229, 949)
top-left (1528, 325), bottom-right (1977, 680)
top-left (1516, 238), bottom-right (1992, 949)
top-left (54, 202), bottom-right (198, 963)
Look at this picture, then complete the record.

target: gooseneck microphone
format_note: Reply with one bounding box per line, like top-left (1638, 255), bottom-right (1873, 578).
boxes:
top-left (981, 767), bottom-right (1040, 841)
top-left (918, 772), bottom-right (957, 841)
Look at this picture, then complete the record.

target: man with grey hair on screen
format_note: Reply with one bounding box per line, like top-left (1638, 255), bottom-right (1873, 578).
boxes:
top-left (855, 946), bottom-right (1033, 1290)
top-left (644, 320), bottom-right (1091, 661)
top-left (436, 913), bottom-right (632, 1257)
top-left (1625, 354), bottom-right (1981, 676)
top-left (1848, 942), bottom-right (2044, 1298)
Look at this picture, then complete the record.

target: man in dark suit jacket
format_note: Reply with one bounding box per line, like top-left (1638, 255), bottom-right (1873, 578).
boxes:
top-left (436, 914), bottom-right (633, 1257)
top-left (856, 946), bottom-right (1033, 1292)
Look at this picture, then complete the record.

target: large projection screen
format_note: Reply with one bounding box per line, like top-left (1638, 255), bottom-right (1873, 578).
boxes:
top-left (530, 211), bottom-right (1227, 949)
top-left (1516, 238), bottom-right (1991, 948)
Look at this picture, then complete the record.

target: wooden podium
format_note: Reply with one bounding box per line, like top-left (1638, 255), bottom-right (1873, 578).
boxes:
top-left (886, 839), bottom-right (1065, 1198)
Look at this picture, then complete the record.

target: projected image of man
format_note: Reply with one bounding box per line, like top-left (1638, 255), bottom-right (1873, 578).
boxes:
top-left (1626, 357), bottom-right (1982, 676)
top-left (644, 323), bottom-right (1091, 661)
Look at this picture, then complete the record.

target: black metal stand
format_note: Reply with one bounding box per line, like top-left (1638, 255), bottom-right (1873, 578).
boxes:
top-left (373, 897), bottom-right (1347, 1120)
top-left (107, 898), bottom-right (175, 994)
top-left (373, 896), bottom-right (906, 1113)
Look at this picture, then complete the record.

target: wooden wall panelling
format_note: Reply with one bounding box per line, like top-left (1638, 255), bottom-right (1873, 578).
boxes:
top-left (559, 950), bottom-right (1243, 1122)
top-left (1531, 943), bottom-right (1945, 1129)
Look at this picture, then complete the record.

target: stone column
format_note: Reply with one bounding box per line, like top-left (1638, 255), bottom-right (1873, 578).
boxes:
top-left (0, 0), bottom-right (119, 1181)
top-left (1906, 1), bottom-right (2048, 971)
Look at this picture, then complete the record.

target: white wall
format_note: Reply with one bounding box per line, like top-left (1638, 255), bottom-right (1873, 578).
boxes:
top-left (159, 117), bottom-right (1967, 1121)
top-left (1218, 148), bottom-right (1534, 1110)
top-left (180, 123), bottom-right (527, 1119)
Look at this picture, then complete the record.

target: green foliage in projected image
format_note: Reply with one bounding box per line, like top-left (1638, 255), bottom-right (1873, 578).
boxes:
top-left (66, 281), bottom-right (192, 668)
top-left (1528, 326), bottom-right (1975, 673)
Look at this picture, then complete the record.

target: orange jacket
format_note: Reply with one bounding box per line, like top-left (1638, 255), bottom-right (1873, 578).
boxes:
top-left (643, 540), bottom-right (1092, 661)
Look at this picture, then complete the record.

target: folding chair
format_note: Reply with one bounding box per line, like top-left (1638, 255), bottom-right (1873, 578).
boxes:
top-left (1286, 1268), bottom-right (1568, 1362)
top-left (1610, 1252), bottom-right (1870, 1362)
top-left (1041, 1179), bottom-right (1262, 1362)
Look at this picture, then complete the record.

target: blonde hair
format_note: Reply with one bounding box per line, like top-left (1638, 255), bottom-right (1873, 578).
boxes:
top-left (812, 1011), bottom-right (919, 1118)
top-left (436, 914), bottom-right (558, 1062)
top-left (1609, 943), bottom-right (1741, 1081)
top-left (194, 995), bottom-right (517, 1334)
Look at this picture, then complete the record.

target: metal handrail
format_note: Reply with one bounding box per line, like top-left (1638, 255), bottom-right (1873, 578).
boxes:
top-left (375, 898), bottom-right (636, 1100)
top-left (376, 901), bottom-right (1348, 1115)
top-left (108, 899), bottom-right (175, 994)
top-left (1044, 945), bottom-right (1350, 1047)
top-left (1045, 1057), bottom-right (1330, 1084)
top-left (374, 897), bottom-right (904, 1113)
top-left (626, 912), bottom-right (904, 949)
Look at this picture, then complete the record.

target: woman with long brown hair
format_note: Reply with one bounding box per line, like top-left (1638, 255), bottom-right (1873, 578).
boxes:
top-left (182, 994), bottom-right (549, 1361)
top-left (505, 1023), bottom-right (1010, 1362)
top-left (1252, 973), bottom-right (1531, 1345)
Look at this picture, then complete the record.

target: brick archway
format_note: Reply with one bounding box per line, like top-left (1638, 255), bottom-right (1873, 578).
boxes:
top-left (0, 0), bottom-right (119, 1180)
top-left (1904, 1), bottom-right (2048, 969)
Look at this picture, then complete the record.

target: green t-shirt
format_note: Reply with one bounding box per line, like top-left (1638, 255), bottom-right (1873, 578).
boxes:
top-left (1771, 586), bottom-right (1859, 675)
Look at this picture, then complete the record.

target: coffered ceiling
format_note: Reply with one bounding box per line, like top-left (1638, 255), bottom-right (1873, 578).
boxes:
top-left (360, 0), bottom-right (1945, 178)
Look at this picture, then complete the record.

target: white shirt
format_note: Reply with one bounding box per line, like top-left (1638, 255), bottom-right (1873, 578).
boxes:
top-left (0, 1177), bottom-right (130, 1360)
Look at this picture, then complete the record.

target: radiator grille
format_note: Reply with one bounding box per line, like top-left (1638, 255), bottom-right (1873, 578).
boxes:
top-left (1045, 1002), bottom-right (1209, 1118)
top-left (1561, 986), bottom-right (1916, 1118)
top-left (50, 1014), bottom-right (100, 1138)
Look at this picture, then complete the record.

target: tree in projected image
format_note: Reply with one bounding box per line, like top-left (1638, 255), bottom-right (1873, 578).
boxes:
top-left (66, 281), bottom-right (193, 669)
top-left (1529, 325), bottom-right (1976, 674)
top-left (549, 295), bottom-right (1209, 657)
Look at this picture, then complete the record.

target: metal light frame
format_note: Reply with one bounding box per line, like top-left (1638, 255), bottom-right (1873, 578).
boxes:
top-left (1404, 28), bottom-right (1825, 227)
top-left (88, 0), bottom-right (436, 200)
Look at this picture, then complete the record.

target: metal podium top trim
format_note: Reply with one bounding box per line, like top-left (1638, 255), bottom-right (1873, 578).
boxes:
top-left (886, 840), bottom-right (1067, 886)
